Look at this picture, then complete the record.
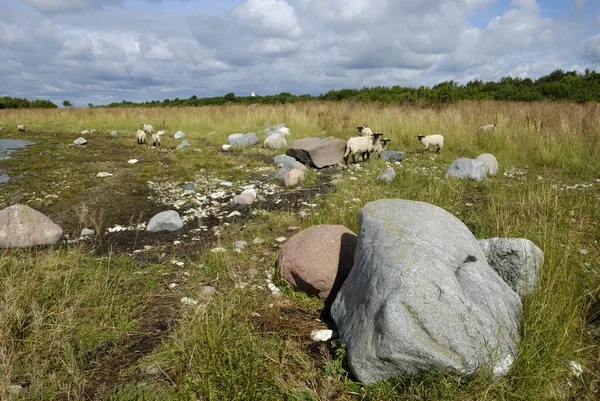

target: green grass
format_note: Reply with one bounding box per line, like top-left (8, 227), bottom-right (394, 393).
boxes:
top-left (0, 101), bottom-right (599, 400)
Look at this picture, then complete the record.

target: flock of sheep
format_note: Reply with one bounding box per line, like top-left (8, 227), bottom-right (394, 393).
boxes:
top-left (136, 124), bottom-right (161, 147)
top-left (343, 122), bottom-right (497, 164)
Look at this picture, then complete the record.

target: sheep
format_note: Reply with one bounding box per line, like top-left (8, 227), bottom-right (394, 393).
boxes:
top-left (344, 133), bottom-right (383, 164)
top-left (357, 126), bottom-right (373, 136)
top-left (478, 123), bottom-right (497, 133)
top-left (17, 124), bottom-right (25, 132)
top-left (151, 132), bottom-right (161, 147)
top-left (142, 124), bottom-right (153, 134)
top-left (416, 134), bottom-right (444, 153)
top-left (136, 129), bottom-right (147, 145)
top-left (372, 137), bottom-right (391, 158)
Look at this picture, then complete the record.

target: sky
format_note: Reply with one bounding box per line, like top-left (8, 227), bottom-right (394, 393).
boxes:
top-left (0, 0), bottom-right (599, 107)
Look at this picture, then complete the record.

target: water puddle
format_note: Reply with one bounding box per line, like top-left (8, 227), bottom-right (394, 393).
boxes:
top-left (0, 138), bottom-right (35, 183)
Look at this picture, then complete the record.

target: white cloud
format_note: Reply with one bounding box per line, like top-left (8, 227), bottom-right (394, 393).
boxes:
top-left (233, 0), bottom-right (302, 39)
top-left (21, 0), bottom-right (124, 13)
top-left (582, 34), bottom-right (600, 63)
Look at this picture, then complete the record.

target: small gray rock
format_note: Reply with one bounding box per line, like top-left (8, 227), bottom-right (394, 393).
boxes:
top-left (174, 131), bottom-right (186, 139)
top-left (230, 132), bottom-right (259, 148)
top-left (274, 166), bottom-right (292, 180)
top-left (176, 140), bottom-right (190, 150)
top-left (146, 210), bottom-right (184, 232)
top-left (80, 228), bottom-right (95, 237)
top-left (382, 150), bottom-right (405, 162)
top-left (233, 192), bottom-right (255, 206)
top-left (201, 286), bottom-right (216, 296)
top-left (264, 133), bottom-right (287, 149)
top-left (446, 158), bottom-right (487, 181)
top-left (264, 123), bottom-right (286, 133)
top-left (479, 238), bottom-right (543, 297)
top-left (73, 137), bottom-right (87, 145)
top-left (377, 167), bottom-right (396, 183)
top-left (110, 130), bottom-right (118, 137)
top-left (234, 240), bottom-right (248, 250)
top-left (183, 183), bottom-right (196, 192)
top-left (274, 154), bottom-right (298, 168)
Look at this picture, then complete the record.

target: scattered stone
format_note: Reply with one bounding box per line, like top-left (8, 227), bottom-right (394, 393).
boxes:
top-left (96, 172), bottom-right (113, 178)
top-left (110, 130), bottom-right (118, 137)
top-left (446, 157), bottom-right (488, 181)
top-left (569, 361), bottom-right (583, 377)
top-left (278, 225), bottom-right (357, 301)
top-left (253, 237), bottom-right (264, 245)
top-left (183, 183), bottom-right (197, 192)
top-left (220, 181), bottom-right (233, 187)
top-left (146, 210), bottom-right (184, 232)
top-left (90, 129), bottom-right (97, 133)
top-left (579, 249), bottom-right (589, 255)
top-left (8, 384), bottom-right (22, 395)
top-left (264, 133), bottom-right (287, 149)
top-left (222, 144), bottom-right (231, 151)
top-left (128, 159), bottom-right (138, 164)
top-left (377, 167), bottom-right (396, 183)
top-left (234, 240), bottom-right (248, 251)
top-left (275, 236), bottom-right (287, 243)
top-left (228, 133), bottom-right (244, 143)
top-left (0, 204), bottom-right (64, 248)
top-left (174, 131), bottom-right (186, 139)
top-left (382, 150), bottom-right (405, 162)
top-left (80, 228), bottom-right (94, 237)
top-left (169, 282), bottom-right (178, 289)
top-left (211, 247), bottom-right (227, 253)
top-left (310, 329), bottom-right (338, 342)
top-left (176, 140), bottom-right (190, 150)
top-left (274, 154), bottom-right (297, 167)
top-left (157, 130), bottom-right (166, 136)
top-left (479, 238), bottom-right (544, 297)
top-left (476, 153), bottom-right (499, 176)
top-left (267, 282), bottom-right (282, 296)
top-left (230, 132), bottom-right (259, 148)
top-left (73, 137), bottom-right (87, 145)
top-left (180, 297), bottom-right (198, 306)
top-left (286, 137), bottom-right (346, 168)
top-left (227, 211), bottom-right (241, 218)
top-left (274, 166), bottom-right (292, 180)
top-left (283, 169), bottom-right (305, 187)
top-left (80, 130), bottom-right (90, 135)
top-left (201, 286), bottom-right (216, 296)
top-left (331, 199), bottom-right (522, 383)
top-left (233, 190), bottom-right (255, 206)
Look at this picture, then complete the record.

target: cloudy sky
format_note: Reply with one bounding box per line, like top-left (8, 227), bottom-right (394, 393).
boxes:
top-left (1, 0), bottom-right (599, 107)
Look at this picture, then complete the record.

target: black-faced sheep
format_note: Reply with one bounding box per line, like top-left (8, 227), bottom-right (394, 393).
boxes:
top-left (372, 137), bottom-right (391, 158)
top-left (344, 133), bottom-right (383, 164)
top-left (416, 134), bottom-right (444, 153)
top-left (142, 124), bottom-right (154, 134)
top-left (151, 132), bottom-right (161, 147)
top-left (136, 129), bottom-right (147, 145)
top-left (357, 126), bottom-right (373, 136)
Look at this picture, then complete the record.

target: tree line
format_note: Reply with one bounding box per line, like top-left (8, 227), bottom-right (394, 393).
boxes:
top-left (2, 69), bottom-right (600, 109)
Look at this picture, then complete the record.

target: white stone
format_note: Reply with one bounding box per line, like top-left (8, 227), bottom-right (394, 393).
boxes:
top-left (128, 159), bottom-right (138, 164)
top-left (180, 297), bottom-right (198, 306)
top-left (80, 228), bottom-right (94, 237)
top-left (211, 247), bottom-right (227, 253)
top-left (275, 236), bottom-right (287, 242)
top-left (569, 361), bottom-right (583, 377)
top-left (310, 329), bottom-right (338, 342)
top-left (222, 144), bottom-right (231, 151)
top-left (96, 172), bottom-right (113, 178)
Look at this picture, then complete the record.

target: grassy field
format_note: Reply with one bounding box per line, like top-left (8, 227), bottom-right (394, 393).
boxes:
top-left (0, 101), bottom-right (599, 400)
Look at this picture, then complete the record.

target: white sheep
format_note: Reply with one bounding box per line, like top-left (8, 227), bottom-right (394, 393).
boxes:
top-left (136, 129), bottom-right (147, 145)
top-left (478, 123), bottom-right (497, 133)
top-left (151, 132), bottom-right (161, 147)
top-left (357, 126), bottom-right (373, 136)
top-left (416, 134), bottom-right (444, 153)
top-left (344, 133), bottom-right (383, 164)
top-left (372, 137), bottom-right (391, 158)
top-left (142, 124), bottom-right (154, 134)
top-left (17, 124), bottom-right (25, 132)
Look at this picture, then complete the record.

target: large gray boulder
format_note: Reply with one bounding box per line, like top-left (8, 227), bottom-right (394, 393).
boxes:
top-left (286, 137), bottom-right (346, 168)
top-left (476, 153), bottom-right (499, 176)
top-left (479, 238), bottom-right (543, 297)
top-left (0, 205), bottom-right (63, 248)
top-left (278, 225), bottom-right (357, 301)
top-left (446, 158), bottom-right (487, 181)
top-left (146, 210), bottom-right (183, 232)
top-left (331, 200), bottom-right (522, 383)
top-left (229, 132), bottom-right (259, 148)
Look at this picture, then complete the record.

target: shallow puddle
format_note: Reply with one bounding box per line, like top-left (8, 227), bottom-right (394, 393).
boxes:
top-left (0, 138), bottom-right (34, 158)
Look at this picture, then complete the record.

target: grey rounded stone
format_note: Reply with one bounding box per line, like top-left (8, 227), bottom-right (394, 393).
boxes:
top-left (331, 200), bottom-right (521, 383)
top-left (446, 158), bottom-right (487, 181)
top-left (230, 132), bottom-right (259, 148)
top-left (174, 131), bottom-right (186, 139)
top-left (476, 153), bottom-right (499, 176)
top-left (274, 154), bottom-right (297, 167)
top-left (73, 137), bottom-right (87, 145)
top-left (176, 140), bottom-right (190, 150)
top-left (377, 167), bottom-right (396, 183)
top-left (382, 150), bottom-right (405, 162)
top-left (146, 210), bottom-right (184, 232)
top-left (80, 228), bottom-right (95, 237)
top-left (264, 133), bottom-right (287, 149)
top-left (110, 130), bottom-right (118, 137)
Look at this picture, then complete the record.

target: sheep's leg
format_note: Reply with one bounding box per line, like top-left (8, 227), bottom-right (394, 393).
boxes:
top-left (436, 146), bottom-right (441, 153)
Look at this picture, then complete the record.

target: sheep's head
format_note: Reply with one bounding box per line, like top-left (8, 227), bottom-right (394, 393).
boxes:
top-left (381, 138), bottom-right (391, 146)
top-left (356, 126), bottom-right (364, 132)
top-left (416, 135), bottom-right (425, 142)
top-left (371, 133), bottom-right (383, 144)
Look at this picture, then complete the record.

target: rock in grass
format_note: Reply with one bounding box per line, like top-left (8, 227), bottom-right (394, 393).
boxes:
top-left (377, 167), bottom-right (396, 183)
top-left (479, 238), bottom-right (543, 297)
top-left (96, 172), bottom-right (113, 178)
top-left (230, 132), bottom-right (259, 148)
top-left (73, 137), bottom-right (87, 145)
top-left (80, 228), bottom-right (95, 237)
top-left (233, 190), bottom-right (256, 206)
top-left (283, 169), bottom-right (305, 186)
top-left (382, 150), bottom-right (405, 162)
top-left (174, 131), bottom-right (186, 139)
top-left (274, 154), bottom-right (297, 167)
top-left (176, 140), bottom-right (190, 150)
top-left (0, 204), bottom-right (63, 248)
top-left (446, 158), bottom-right (487, 181)
top-left (331, 199), bottom-right (521, 383)
top-left (278, 225), bottom-right (357, 301)
top-left (146, 210), bottom-right (184, 232)
top-left (110, 130), bottom-right (118, 137)
top-left (183, 183), bottom-right (197, 192)
top-left (286, 137), bottom-right (346, 168)
top-left (476, 153), bottom-right (499, 176)
top-left (264, 133), bottom-right (287, 149)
